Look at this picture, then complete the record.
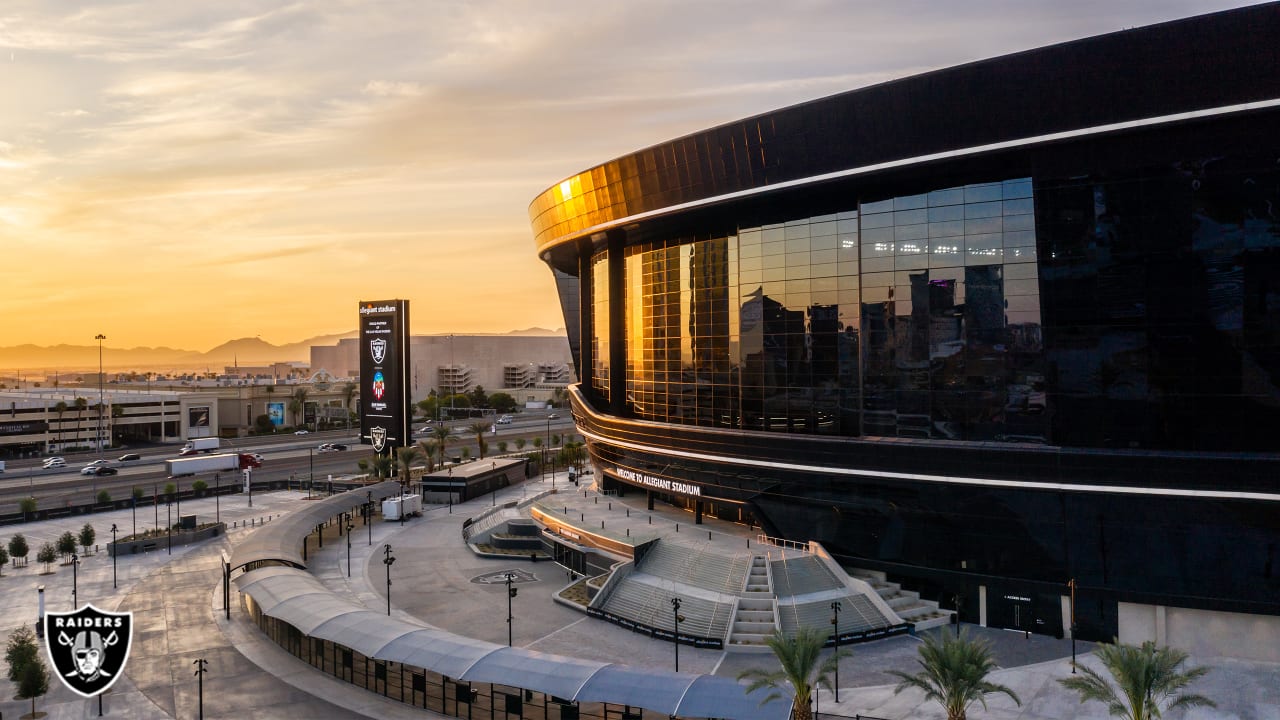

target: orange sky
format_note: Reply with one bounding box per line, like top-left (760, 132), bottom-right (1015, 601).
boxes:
top-left (0, 1), bottom-right (1256, 351)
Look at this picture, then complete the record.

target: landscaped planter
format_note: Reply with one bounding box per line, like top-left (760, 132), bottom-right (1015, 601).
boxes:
top-left (109, 522), bottom-right (226, 556)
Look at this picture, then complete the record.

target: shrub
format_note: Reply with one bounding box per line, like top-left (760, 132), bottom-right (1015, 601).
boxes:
top-left (56, 531), bottom-right (78, 558)
top-left (192, 479), bottom-right (208, 492)
top-left (36, 543), bottom-right (57, 572)
top-left (8, 533), bottom-right (29, 560)
top-left (5, 625), bottom-right (38, 682)
top-left (132, 486), bottom-right (144, 501)
top-left (97, 490), bottom-right (111, 504)
top-left (78, 523), bottom-right (95, 551)
top-left (164, 482), bottom-right (176, 497)
top-left (18, 497), bottom-right (36, 515)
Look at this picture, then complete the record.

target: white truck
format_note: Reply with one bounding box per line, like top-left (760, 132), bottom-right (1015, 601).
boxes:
top-left (166, 453), bottom-right (260, 477)
top-left (382, 494), bottom-right (422, 521)
top-left (183, 437), bottom-right (221, 452)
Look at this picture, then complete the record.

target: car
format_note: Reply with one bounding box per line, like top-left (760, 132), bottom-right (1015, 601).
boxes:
top-left (318, 443), bottom-right (348, 453)
top-left (42, 457), bottom-right (66, 469)
top-left (547, 413), bottom-right (560, 420)
top-left (329, 443), bottom-right (347, 451)
top-left (294, 429), bottom-right (309, 435)
top-left (84, 459), bottom-right (111, 468)
top-left (117, 453), bottom-right (141, 462)
top-left (81, 465), bottom-right (118, 476)
top-left (496, 415), bottom-right (513, 424)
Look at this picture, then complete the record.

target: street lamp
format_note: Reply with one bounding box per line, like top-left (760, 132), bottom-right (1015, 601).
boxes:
top-left (544, 416), bottom-right (552, 483)
top-left (1068, 578), bottom-right (1077, 673)
top-left (110, 524), bottom-right (118, 589)
top-left (95, 333), bottom-right (105, 460)
top-left (71, 553), bottom-right (80, 607)
top-left (382, 544), bottom-right (395, 616)
top-left (505, 572), bottom-right (518, 647)
top-left (193, 658), bottom-right (208, 720)
top-left (670, 597), bottom-right (684, 672)
top-left (346, 517), bottom-right (354, 578)
top-left (214, 473), bottom-right (220, 524)
top-left (830, 600), bottom-right (842, 702)
top-left (166, 498), bottom-right (172, 555)
top-left (367, 490), bottom-right (373, 546)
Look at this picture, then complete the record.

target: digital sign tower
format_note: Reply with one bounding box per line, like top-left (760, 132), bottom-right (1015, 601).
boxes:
top-left (358, 299), bottom-right (412, 454)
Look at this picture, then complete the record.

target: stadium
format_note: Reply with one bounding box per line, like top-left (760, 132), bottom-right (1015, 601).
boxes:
top-left (529, 4), bottom-right (1280, 655)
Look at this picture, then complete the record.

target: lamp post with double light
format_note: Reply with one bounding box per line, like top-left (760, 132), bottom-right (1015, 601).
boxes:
top-left (367, 490), bottom-right (373, 546)
top-left (382, 544), bottom-right (395, 615)
top-left (71, 553), bottom-right (80, 607)
top-left (505, 572), bottom-right (517, 646)
top-left (670, 597), bottom-right (684, 672)
top-left (830, 600), bottom-right (842, 702)
top-left (110, 524), bottom-right (118, 589)
top-left (346, 517), bottom-right (354, 577)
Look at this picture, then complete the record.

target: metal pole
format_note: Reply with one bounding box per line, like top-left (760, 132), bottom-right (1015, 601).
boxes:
top-left (383, 544), bottom-right (395, 616)
top-left (1069, 578), bottom-right (1077, 673)
top-left (506, 572), bottom-right (516, 647)
top-left (96, 333), bottom-right (105, 461)
top-left (367, 491), bottom-right (373, 546)
top-left (346, 519), bottom-right (353, 577)
top-left (193, 658), bottom-right (207, 720)
top-left (110, 524), bottom-right (117, 589)
top-left (167, 501), bottom-right (171, 555)
top-left (132, 489), bottom-right (137, 536)
top-left (215, 473), bottom-right (220, 524)
top-left (831, 600), bottom-right (842, 702)
top-left (670, 597), bottom-right (682, 672)
top-left (72, 553), bottom-right (79, 607)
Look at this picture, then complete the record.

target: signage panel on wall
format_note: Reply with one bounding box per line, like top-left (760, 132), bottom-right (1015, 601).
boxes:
top-left (358, 299), bottom-right (412, 453)
top-left (266, 402), bottom-right (285, 427)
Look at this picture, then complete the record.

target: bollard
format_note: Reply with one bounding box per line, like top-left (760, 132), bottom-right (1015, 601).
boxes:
top-left (601, 521), bottom-right (605, 529)
top-left (581, 513), bottom-right (584, 521)
top-left (649, 516), bottom-right (652, 525)
top-left (564, 507), bottom-right (568, 514)
top-left (594, 497), bottom-right (598, 504)
top-left (747, 539), bottom-right (751, 548)
top-left (676, 523), bottom-right (679, 532)
top-left (608, 502), bottom-right (611, 511)
top-left (626, 528), bottom-right (630, 537)
top-left (626, 509), bottom-right (630, 517)
top-left (708, 531), bottom-right (712, 540)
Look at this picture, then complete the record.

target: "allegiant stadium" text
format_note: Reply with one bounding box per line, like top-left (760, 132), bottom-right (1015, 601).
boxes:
top-left (615, 468), bottom-right (701, 496)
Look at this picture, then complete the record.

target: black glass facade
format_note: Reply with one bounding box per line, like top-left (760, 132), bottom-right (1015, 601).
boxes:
top-left (531, 5), bottom-right (1280, 641)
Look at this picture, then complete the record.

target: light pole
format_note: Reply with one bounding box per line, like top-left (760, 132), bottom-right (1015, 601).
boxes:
top-left (166, 498), bottom-right (172, 555)
top-left (544, 416), bottom-right (552, 483)
top-left (193, 658), bottom-right (208, 720)
top-left (1068, 578), bottom-right (1077, 673)
top-left (505, 572), bottom-right (517, 647)
top-left (215, 473), bottom-right (220, 524)
top-left (95, 333), bottom-right (105, 460)
top-left (830, 600), bottom-right (842, 702)
top-left (367, 491), bottom-right (373, 546)
top-left (346, 517), bottom-right (354, 578)
top-left (110, 524), bottom-right (118, 589)
top-left (670, 597), bottom-right (684, 672)
top-left (71, 553), bottom-right (80, 607)
top-left (382, 544), bottom-right (395, 616)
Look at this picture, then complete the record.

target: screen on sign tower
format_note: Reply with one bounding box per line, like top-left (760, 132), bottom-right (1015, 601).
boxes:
top-left (358, 299), bottom-right (411, 453)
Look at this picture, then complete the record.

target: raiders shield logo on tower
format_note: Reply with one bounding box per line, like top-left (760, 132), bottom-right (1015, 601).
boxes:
top-left (370, 426), bottom-right (387, 452)
top-left (44, 604), bottom-right (133, 698)
top-left (370, 338), bottom-right (387, 364)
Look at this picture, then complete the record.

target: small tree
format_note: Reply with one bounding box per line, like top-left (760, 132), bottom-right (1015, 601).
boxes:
top-left (1059, 640), bottom-right (1216, 720)
top-left (164, 482), bottom-right (177, 497)
top-left (254, 413), bottom-right (274, 433)
top-left (133, 486), bottom-right (144, 502)
top-left (18, 496), bottom-right (36, 518)
top-left (889, 629), bottom-right (1020, 720)
top-left (36, 542), bottom-right (57, 573)
top-left (192, 479), bottom-right (208, 493)
top-left (79, 523), bottom-right (96, 554)
top-left (515, 438), bottom-right (526, 451)
top-left (57, 531), bottom-right (78, 560)
top-left (5, 625), bottom-right (39, 682)
top-left (489, 392), bottom-right (517, 413)
top-left (17, 653), bottom-right (50, 719)
top-left (9, 533), bottom-right (29, 566)
top-left (97, 489), bottom-right (112, 504)
top-left (497, 441), bottom-right (508, 453)
top-left (738, 627), bottom-right (843, 720)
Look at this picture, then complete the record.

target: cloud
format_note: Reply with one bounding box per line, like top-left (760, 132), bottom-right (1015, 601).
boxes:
top-left (363, 80), bottom-right (423, 98)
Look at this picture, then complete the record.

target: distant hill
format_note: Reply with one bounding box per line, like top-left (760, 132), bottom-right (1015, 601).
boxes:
top-left (0, 327), bottom-right (565, 373)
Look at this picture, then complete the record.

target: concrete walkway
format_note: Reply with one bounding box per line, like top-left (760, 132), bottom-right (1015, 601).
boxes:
top-left (2, 475), bottom-right (1276, 719)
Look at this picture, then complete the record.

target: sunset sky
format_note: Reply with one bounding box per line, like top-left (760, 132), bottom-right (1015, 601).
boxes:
top-left (0, 0), bottom-right (1259, 352)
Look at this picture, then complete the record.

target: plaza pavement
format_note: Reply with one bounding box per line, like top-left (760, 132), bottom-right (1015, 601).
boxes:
top-left (1, 472), bottom-right (1276, 719)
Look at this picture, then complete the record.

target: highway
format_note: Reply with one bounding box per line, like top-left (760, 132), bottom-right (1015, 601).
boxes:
top-left (0, 413), bottom-right (576, 515)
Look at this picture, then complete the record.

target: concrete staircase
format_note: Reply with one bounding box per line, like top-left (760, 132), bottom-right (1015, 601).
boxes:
top-left (848, 568), bottom-right (952, 631)
top-left (728, 556), bottom-right (778, 651)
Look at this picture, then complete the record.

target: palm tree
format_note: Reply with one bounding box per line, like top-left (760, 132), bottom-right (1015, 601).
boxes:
top-left (416, 439), bottom-right (438, 474)
top-left (738, 627), bottom-right (843, 720)
top-left (290, 387), bottom-right (309, 428)
top-left (889, 629), bottom-right (1020, 720)
top-left (395, 446), bottom-right (423, 490)
top-left (73, 397), bottom-right (88, 447)
top-left (1059, 640), bottom-right (1215, 720)
top-left (342, 381), bottom-right (358, 430)
top-left (358, 454), bottom-right (394, 479)
top-left (431, 425), bottom-right (452, 465)
top-left (53, 401), bottom-right (68, 450)
top-left (468, 421), bottom-right (490, 459)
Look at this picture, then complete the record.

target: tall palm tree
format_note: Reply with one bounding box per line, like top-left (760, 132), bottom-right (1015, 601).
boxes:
top-left (290, 387), bottom-right (309, 428)
top-left (357, 454), bottom-right (394, 479)
top-left (53, 401), bottom-right (68, 450)
top-left (889, 629), bottom-right (1020, 720)
top-left (73, 397), bottom-right (88, 447)
top-left (341, 382), bottom-right (358, 430)
top-left (738, 627), bottom-right (843, 720)
top-left (1059, 640), bottom-right (1215, 720)
top-left (468, 421), bottom-right (490, 459)
top-left (431, 425), bottom-right (452, 465)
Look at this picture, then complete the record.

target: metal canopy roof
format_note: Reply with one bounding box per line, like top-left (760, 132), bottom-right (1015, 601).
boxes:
top-left (228, 480), bottom-right (401, 571)
top-left (235, 566), bottom-right (790, 720)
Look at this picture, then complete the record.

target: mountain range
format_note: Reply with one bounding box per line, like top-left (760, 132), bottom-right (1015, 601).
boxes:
top-left (0, 328), bottom-right (565, 373)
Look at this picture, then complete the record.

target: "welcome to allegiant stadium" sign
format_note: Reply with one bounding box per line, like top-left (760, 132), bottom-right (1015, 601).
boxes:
top-left (614, 467), bottom-right (702, 497)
